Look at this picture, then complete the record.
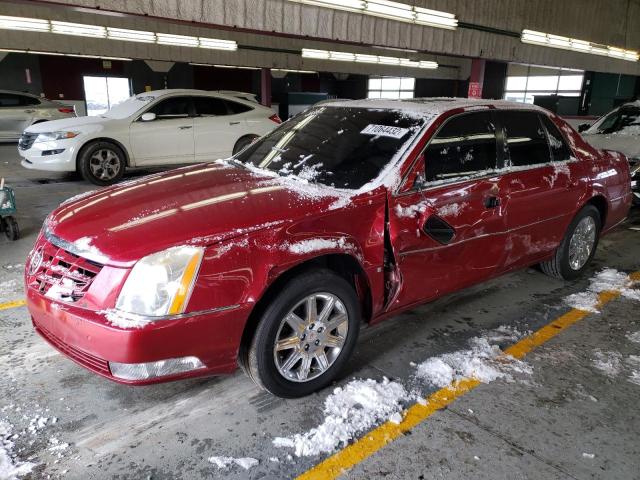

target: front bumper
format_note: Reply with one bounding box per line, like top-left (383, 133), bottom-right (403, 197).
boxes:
top-left (27, 287), bottom-right (251, 385)
top-left (19, 139), bottom-right (80, 172)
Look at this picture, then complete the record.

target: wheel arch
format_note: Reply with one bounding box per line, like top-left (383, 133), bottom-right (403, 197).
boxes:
top-left (233, 134), bottom-right (259, 154)
top-left (238, 252), bottom-right (373, 362)
top-left (585, 194), bottom-right (608, 228)
top-left (75, 137), bottom-right (131, 169)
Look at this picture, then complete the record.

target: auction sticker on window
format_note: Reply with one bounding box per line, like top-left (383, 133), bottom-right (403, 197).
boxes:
top-left (360, 124), bottom-right (409, 139)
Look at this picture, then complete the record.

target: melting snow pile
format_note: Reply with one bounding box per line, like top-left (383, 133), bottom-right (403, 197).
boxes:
top-left (208, 456), bottom-right (258, 470)
top-left (414, 335), bottom-right (532, 388)
top-left (273, 378), bottom-right (407, 457)
top-left (592, 350), bottom-right (623, 377)
top-left (0, 421), bottom-right (36, 480)
top-left (591, 333), bottom-right (640, 386)
top-left (564, 268), bottom-right (640, 313)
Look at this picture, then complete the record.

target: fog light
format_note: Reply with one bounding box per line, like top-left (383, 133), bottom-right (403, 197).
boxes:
top-left (43, 149), bottom-right (65, 156)
top-left (109, 356), bottom-right (205, 380)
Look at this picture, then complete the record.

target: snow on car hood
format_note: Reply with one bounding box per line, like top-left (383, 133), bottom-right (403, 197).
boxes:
top-left (45, 161), bottom-right (365, 266)
top-left (582, 133), bottom-right (640, 160)
top-left (25, 115), bottom-right (118, 133)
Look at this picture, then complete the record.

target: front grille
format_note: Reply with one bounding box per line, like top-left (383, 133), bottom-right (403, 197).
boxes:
top-left (28, 240), bottom-right (103, 302)
top-left (18, 132), bottom-right (38, 151)
top-left (35, 321), bottom-right (111, 375)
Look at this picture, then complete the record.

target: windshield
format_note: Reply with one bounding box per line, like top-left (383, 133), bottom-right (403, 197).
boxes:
top-left (590, 106), bottom-right (640, 135)
top-left (235, 106), bottom-right (425, 189)
top-left (102, 94), bottom-right (158, 119)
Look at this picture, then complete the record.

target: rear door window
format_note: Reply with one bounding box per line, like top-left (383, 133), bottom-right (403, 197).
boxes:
top-left (501, 111), bottom-right (551, 167)
top-left (0, 93), bottom-right (22, 107)
top-left (193, 97), bottom-right (229, 116)
top-left (20, 95), bottom-right (40, 106)
top-left (539, 115), bottom-right (572, 161)
top-left (424, 111), bottom-right (498, 182)
top-left (225, 100), bottom-right (252, 114)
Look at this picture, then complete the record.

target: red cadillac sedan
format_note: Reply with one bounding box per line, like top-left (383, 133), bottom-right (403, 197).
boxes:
top-left (25, 98), bottom-right (632, 398)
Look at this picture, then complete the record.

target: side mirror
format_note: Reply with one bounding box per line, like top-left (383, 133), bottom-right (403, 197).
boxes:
top-left (578, 123), bottom-right (591, 133)
top-left (140, 112), bottom-right (156, 122)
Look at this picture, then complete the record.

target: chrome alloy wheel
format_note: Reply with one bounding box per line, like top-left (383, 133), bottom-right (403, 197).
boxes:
top-left (568, 216), bottom-right (596, 270)
top-left (273, 293), bottom-right (349, 382)
top-left (89, 148), bottom-right (121, 181)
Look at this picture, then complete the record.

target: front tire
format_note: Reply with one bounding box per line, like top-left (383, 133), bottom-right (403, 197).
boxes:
top-left (78, 141), bottom-right (126, 186)
top-left (245, 270), bottom-right (361, 398)
top-left (540, 204), bottom-right (600, 280)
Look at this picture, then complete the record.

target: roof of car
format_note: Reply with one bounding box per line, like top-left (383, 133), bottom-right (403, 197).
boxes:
top-left (322, 97), bottom-right (548, 116)
top-left (0, 89), bottom-right (41, 98)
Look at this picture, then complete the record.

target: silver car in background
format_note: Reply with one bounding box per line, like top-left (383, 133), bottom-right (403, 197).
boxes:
top-left (0, 90), bottom-right (76, 142)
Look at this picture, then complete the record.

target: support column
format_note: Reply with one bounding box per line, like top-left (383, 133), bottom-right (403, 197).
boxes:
top-left (467, 58), bottom-right (486, 98)
top-left (261, 68), bottom-right (272, 107)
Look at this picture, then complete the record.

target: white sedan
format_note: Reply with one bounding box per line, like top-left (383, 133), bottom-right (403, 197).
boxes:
top-left (580, 101), bottom-right (640, 205)
top-left (18, 89), bottom-right (281, 185)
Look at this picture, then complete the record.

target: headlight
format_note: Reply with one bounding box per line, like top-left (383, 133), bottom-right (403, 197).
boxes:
top-left (116, 246), bottom-right (204, 317)
top-left (35, 131), bottom-right (80, 142)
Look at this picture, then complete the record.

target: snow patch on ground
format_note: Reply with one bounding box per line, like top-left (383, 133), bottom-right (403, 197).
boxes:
top-left (592, 350), bottom-right (623, 377)
top-left (208, 456), bottom-right (259, 470)
top-left (564, 268), bottom-right (640, 312)
top-left (273, 378), bottom-right (407, 457)
top-left (414, 336), bottom-right (532, 388)
top-left (0, 421), bottom-right (36, 480)
top-left (627, 331), bottom-right (640, 343)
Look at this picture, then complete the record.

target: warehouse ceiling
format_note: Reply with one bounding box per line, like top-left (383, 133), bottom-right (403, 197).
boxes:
top-left (1, 0), bottom-right (639, 76)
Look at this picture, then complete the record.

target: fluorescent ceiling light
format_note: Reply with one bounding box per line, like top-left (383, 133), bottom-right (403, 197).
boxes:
top-left (0, 15), bottom-right (49, 32)
top-left (199, 37), bottom-right (237, 50)
top-left (287, 0), bottom-right (457, 30)
top-left (156, 33), bottom-right (199, 47)
top-left (302, 48), bottom-right (438, 69)
top-left (51, 21), bottom-right (106, 38)
top-left (107, 27), bottom-right (155, 43)
top-left (522, 29), bottom-right (639, 62)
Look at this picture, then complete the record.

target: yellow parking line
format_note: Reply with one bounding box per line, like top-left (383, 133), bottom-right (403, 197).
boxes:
top-left (297, 272), bottom-right (639, 480)
top-left (0, 299), bottom-right (26, 311)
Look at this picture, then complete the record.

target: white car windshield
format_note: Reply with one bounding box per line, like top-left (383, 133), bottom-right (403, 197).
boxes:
top-left (589, 106), bottom-right (640, 135)
top-left (102, 94), bottom-right (158, 119)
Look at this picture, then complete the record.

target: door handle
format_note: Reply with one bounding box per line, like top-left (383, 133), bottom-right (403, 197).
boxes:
top-left (484, 196), bottom-right (500, 209)
top-left (229, 121), bottom-right (241, 125)
top-left (24, 109), bottom-right (35, 113)
top-left (178, 125), bottom-right (193, 130)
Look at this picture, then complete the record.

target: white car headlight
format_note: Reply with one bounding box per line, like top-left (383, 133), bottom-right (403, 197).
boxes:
top-left (35, 131), bottom-right (80, 142)
top-left (116, 246), bottom-right (204, 317)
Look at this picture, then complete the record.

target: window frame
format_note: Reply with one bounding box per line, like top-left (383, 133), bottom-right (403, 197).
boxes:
top-left (137, 95), bottom-right (195, 121)
top-left (398, 110), bottom-right (503, 194)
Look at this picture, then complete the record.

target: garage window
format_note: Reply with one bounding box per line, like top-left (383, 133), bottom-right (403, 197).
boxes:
top-left (368, 77), bottom-right (415, 99)
top-left (503, 64), bottom-right (583, 104)
top-left (424, 111), bottom-right (498, 182)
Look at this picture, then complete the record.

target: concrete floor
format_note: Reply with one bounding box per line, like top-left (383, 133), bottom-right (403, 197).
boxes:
top-left (1, 143), bottom-right (639, 480)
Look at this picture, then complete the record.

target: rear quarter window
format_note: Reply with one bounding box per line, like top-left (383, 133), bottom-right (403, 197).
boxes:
top-left (501, 111), bottom-right (551, 167)
top-left (539, 115), bottom-right (572, 162)
top-left (225, 100), bottom-right (253, 114)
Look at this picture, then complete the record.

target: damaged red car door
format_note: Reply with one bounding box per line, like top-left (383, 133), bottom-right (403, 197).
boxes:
top-left (388, 110), bottom-right (509, 311)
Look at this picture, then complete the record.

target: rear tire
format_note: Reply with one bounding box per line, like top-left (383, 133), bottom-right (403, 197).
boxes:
top-left (78, 141), bottom-right (126, 186)
top-left (540, 205), bottom-right (600, 280)
top-left (232, 135), bottom-right (258, 155)
top-left (244, 269), bottom-right (361, 398)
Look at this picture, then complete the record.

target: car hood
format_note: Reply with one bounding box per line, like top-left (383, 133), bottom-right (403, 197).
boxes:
top-left (25, 115), bottom-right (117, 133)
top-left (582, 132), bottom-right (640, 160)
top-left (45, 162), bottom-right (358, 267)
